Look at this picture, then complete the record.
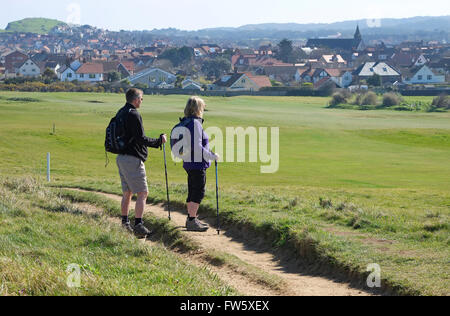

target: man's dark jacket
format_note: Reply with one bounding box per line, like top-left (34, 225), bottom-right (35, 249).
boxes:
top-left (120, 103), bottom-right (162, 162)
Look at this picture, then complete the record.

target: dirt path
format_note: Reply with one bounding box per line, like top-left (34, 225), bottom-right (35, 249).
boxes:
top-left (71, 189), bottom-right (371, 296)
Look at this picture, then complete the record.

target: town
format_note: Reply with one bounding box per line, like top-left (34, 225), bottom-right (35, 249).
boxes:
top-left (0, 20), bottom-right (449, 95)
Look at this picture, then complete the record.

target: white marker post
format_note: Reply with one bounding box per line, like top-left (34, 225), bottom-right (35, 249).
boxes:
top-left (47, 153), bottom-right (51, 182)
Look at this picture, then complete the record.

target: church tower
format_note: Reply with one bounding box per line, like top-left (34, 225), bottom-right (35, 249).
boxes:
top-left (354, 25), bottom-right (362, 42)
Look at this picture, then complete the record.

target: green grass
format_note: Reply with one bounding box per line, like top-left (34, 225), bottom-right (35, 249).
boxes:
top-left (0, 176), bottom-right (236, 296)
top-left (0, 91), bottom-right (449, 295)
top-left (5, 18), bottom-right (65, 34)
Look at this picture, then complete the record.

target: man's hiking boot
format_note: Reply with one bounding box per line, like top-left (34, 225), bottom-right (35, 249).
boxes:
top-left (134, 223), bottom-right (152, 238)
top-left (186, 218), bottom-right (209, 232)
top-left (122, 221), bottom-right (134, 233)
top-left (198, 219), bottom-right (209, 228)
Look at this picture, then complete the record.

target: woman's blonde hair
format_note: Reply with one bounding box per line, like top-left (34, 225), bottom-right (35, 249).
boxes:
top-left (184, 96), bottom-right (206, 118)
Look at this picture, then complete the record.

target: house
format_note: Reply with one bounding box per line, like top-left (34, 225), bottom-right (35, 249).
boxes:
top-left (127, 68), bottom-right (176, 88)
top-left (261, 66), bottom-right (299, 83)
top-left (18, 58), bottom-right (41, 77)
top-left (58, 65), bottom-right (77, 81)
top-left (390, 52), bottom-right (428, 68)
top-left (403, 65), bottom-right (445, 85)
top-left (306, 26), bottom-right (365, 52)
top-left (353, 62), bottom-right (401, 84)
top-left (41, 61), bottom-right (61, 75)
top-left (4, 50), bottom-right (28, 75)
top-left (314, 77), bottom-right (337, 90)
top-left (211, 73), bottom-right (271, 92)
top-left (319, 54), bottom-right (347, 66)
top-left (321, 69), bottom-right (353, 88)
top-left (294, 68), bottom-right (309, 82)
top-left (75, 63), bottom-right (104, 82)
top-left (182, 78), bottom-right (203, 90)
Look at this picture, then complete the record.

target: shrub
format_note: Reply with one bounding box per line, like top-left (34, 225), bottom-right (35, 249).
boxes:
top-left (361, 91), bottom-right (378, 106)
top-left (431, 94), bottom-right (449, 109)
top-left (301, 82), bottom-right (314, 90)
top-left (382, 93), bottom-right (402, 107)
top-left (329, 91), bottom-right (350, 107)
top-left (330, 92), bottom-right (348, 107)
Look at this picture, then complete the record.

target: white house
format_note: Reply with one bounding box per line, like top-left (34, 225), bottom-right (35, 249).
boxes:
top-left (58, 66), bottom-right (77, 81)
top-left (403, 65), bottom-right (445, 85)
top-left (75, 63), bottom-right (104, 82)
top-left (327, 69), bottom-right (354, 88)
top-left (127, 68), bottom-right (176, 88)
top-left (18, 58), bottom-right (41, 77)
top-left (182, 78), bottom-right (202, 90)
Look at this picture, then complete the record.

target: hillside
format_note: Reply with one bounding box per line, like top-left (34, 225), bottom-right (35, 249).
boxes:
top-left (152, 15), bottom-right (450, 43)
top-left (5, 18), bottom-right (65, 34)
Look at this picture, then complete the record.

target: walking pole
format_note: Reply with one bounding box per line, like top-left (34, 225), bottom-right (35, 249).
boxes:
top-left (163, 143), bottom-right (171, 221)
top-left (215, 160), bottom-right (220, 235)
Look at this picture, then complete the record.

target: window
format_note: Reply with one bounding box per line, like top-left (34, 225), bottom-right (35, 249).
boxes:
top-left (80, 74), bottom-right (84, 78)
top-left (427, 75), bottom-right (432, 80)
top-left (32, 69), bottom-right (35, 72)
top-left (418, 75), bottom-right (423, 80)
top-left (68, 73), bottom-right (72, 78)
top-left (89, 74), bottom-right (96, 79)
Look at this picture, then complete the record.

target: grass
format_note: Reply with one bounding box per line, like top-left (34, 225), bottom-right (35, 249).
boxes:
top-left (5, 18), bottom-right (65, 34)
top-left (0, 176), bottom-right (236, 296)
top-left (0, 91), bottom-right (449, 295)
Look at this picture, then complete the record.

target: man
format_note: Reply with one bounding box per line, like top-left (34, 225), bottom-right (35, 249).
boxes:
top-left (116, 88), bottom-right (167, 238)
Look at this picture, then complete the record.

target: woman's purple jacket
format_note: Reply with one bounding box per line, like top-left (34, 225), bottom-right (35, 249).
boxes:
top-left (183, 117), bottom-right (216, 171)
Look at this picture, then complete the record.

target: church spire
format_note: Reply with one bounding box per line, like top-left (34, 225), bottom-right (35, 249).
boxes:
top-left (354, 25), bottom-right (362, 41)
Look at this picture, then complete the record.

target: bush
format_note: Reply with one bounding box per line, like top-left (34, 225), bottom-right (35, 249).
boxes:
top-left (432, 94), bottom-right (449, 109)
top-left (354, 91), bottom-right (378, 106)
top-left (382, 93), bottom-right (402, 107)
top-left (329, 92), bottom-right (349, 107)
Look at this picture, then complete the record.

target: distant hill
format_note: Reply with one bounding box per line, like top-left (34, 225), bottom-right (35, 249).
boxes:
top-left (131, 16), bottom-right (450, 45)
top-left (5, 18), bottom-right (66, 34)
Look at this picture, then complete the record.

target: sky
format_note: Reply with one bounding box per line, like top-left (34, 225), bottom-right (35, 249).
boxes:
top-left (0, 0), bottom-right (449, 31)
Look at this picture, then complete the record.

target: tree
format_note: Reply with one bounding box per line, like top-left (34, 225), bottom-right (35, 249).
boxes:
top-left (201, 58), bottom-right (231, 79)
top-left (134, 83), bottom-right (148, 90)
top-left (159, 46), bottom-right (194, 67)
top-left (175, 75), bottom-right (185, 88)
top-left (43, 68), bottom-right (57, 80)
top-left (278, 39), bottom-right (293, 63)
top-left (107, 71), bottom-right (122, 82)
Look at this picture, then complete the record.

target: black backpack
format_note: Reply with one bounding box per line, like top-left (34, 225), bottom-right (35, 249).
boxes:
top-left (105, 107), bottom-right (133, 155)
top-left (170, 117), bottom-right (193, 159)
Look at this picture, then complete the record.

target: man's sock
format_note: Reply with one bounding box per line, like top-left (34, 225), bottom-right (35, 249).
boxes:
top-left (135, 218), bottom-right (143, 226)
top-left (122, 216), bottom-right (129, 224)
top-left (188, 216), bottom-right (196, 221)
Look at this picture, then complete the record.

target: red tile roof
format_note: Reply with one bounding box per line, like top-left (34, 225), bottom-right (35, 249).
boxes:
top-left (76, 63), bottom-right (104, 74)
top-left (245, 73), bottom-right (272, 88)
top-left (120, 61), bottom-right (135, 72)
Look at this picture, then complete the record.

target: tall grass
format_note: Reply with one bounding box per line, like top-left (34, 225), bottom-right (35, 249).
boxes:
top-left (0, 176), bottom-right (236, 296)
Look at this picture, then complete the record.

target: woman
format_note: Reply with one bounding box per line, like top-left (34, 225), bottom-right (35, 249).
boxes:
top-left (182, 96), bottom-right (219, 232)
